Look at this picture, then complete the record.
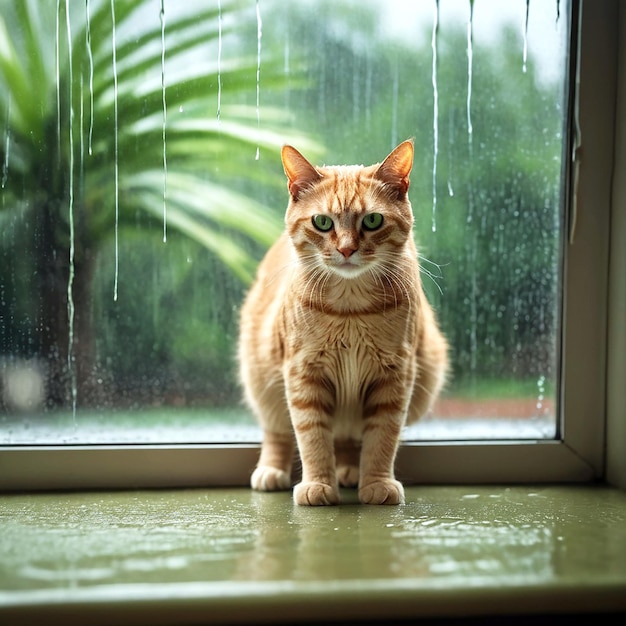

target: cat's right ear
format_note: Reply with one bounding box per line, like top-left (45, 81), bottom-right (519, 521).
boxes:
top-left (282, 145), bottom-right (322, 201)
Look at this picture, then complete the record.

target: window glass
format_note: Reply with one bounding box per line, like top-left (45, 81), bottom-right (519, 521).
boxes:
top-left (0, 0), bottom-right (570, 444)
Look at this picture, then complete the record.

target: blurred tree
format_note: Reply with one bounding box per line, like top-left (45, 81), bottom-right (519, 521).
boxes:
top-left (0, 0), bottom-right (319, 408)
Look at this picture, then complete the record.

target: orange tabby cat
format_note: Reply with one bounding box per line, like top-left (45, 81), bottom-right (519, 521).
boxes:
top-left (238, 140), bottom-right (448, 506)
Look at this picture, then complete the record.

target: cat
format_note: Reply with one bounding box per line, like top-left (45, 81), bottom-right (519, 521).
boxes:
top-left (238, 140), bottom-right (448, 506)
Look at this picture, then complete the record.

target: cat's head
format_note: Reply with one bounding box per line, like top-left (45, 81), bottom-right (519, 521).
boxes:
top-left (282, 141), bottom-right (415, 279)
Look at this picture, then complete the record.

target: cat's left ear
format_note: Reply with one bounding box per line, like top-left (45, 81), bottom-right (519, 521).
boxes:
top-left (282, 145), bottom-right (322, 201)
top-left (375, 139), bottom-right (414, 199)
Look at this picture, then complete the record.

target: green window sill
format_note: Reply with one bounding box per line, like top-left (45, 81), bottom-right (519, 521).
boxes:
top-left (1, 485), bottom-right (626, 624)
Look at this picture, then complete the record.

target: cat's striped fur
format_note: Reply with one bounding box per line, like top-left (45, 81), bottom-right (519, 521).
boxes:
top-left (238, 140), bottom-right (448, 505)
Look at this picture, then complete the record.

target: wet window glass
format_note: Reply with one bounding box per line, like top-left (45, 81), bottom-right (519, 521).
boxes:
top-left (0, 0), bottom-right (570, 444)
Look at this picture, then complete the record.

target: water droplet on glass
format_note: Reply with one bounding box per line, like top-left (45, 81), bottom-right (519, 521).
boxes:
top-left (63, 0), bottom-right (77, 418)
top-left (160, 0), bottom-right (168, 244)
top-left (111, 0), bottom-right (120, 302)
top-left (2, 95), bottom-right (10, 189)
top-left (431, 0), bottom-right (440, 233)
top-left (55, 0), bottom-right (61, 157)
top-left (85, 0), bottom-right (94, 156)
top-left (467, 0), bottom-right (474, 141)
top-left (522, 0), bottom-right (530, 73)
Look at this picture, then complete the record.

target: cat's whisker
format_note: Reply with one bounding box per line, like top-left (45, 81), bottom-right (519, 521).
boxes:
top-left (266, 261), bottom-right (297, 286)
top-left (368, 266), bottom-right (391, 311)
top-left (417, 253), bottom-right (445, 295)
top-left (419, 266), bottom-right (444, 295)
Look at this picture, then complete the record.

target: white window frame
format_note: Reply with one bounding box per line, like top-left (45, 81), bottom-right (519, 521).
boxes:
top-left (0, 0), bottom-right (624, 492)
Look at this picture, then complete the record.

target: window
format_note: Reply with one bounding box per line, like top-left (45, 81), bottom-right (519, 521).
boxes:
top-left (0, 0), bottom-right (619, 489)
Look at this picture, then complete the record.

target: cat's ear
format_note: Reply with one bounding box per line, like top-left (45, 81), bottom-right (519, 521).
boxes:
top-left (375, 139), bottom-right (414, 198)
top-left (282, 145), bottom-right (322, 201)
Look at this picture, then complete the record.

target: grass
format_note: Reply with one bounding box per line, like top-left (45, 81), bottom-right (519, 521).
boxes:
top-left (444, 376), bottom-right (556, 400)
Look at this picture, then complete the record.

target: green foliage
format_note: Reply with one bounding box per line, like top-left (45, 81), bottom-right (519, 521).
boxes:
top-left (0, 0), bottom-right (565, 410)
top-left (0, 0), bottom-right (319, 407)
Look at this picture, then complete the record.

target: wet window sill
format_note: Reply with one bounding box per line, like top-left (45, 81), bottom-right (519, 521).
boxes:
top-left (1, 485), bottom-right (626, 625)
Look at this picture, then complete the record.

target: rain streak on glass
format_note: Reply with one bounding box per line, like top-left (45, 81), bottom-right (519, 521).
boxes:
top-left (1, 96), bottom-right (9, 189)
top-left (217, 0), bottom-right (223, 123)
top-left (64, 0), bottom-right (77, 417)
top-left (85, 0), bottom-right (94, 156)
top-left (55, 0), bottom-right (61, 155)
top-left (111, 0), bottom-right (120, 301)
top-left (466, 0), bottom-right (474, 140)
top-left (522, 0), bottom-right (530, 73)
top-left (160, 0), bottom-right (168, 243)
top-left (465, 0), bottom-right (475, 224)
top-left (431, 0), bottom-right (440, 233)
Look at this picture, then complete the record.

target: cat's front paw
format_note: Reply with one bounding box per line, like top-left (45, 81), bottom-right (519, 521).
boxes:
top-left (359, 479), bottom-right (405, 505)
top-left (251, 465), bottom-right (291, 491)
top-left (337, 465), bottom-right (359, 488)
top-left (293, 481), bottom-right (340, 506)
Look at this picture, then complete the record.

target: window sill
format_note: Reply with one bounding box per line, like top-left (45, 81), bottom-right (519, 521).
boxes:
top-left (0, 440), bottom-right (597, 491)
top-left (1, 485), bottom-right (625, 625)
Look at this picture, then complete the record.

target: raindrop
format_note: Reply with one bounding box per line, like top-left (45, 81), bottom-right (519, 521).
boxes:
top-left (64, 0), bottom-right (77, 417)
top-left (160, 0), bottom-right (168, 243)
top-left (556, 0), bottom-right (561, 25)
top-left (466, 0), bottom-right (474, 139)
top-left (111, 0), bottom-right (119, 301)
top-left (79, 73), bottom-right (84, 177)
top-left (536, 375), bottom-right (546, 411)
top-left (217, 0), bottom-right (223, 123)
top-left (465, 0), bottom-right (475, 225)
top-left (55, 0), bottom-right (61, 156)
top-left (2, 95), bottom-right (10, 189)
top-left (522, 0), bottom-right (530, 73)
top-left (255, 0), bottom-right (262, 161)
top-left (85, 0), bottom-right (94, 156)
top-left (431, 0), bottom-right (439, 233)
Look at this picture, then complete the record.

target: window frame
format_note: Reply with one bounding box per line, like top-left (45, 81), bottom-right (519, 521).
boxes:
top-left (0, 0), bottom-right (622, 492)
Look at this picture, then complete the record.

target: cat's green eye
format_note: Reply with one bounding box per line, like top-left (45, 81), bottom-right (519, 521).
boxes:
top-left (312, 214), bottom-right (334, 232)
top-left (362, 212), bottom-right (384, 231)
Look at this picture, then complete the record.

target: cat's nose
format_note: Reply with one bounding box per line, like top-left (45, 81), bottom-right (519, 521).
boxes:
top-left (338, 246), bottom-right (357, 259)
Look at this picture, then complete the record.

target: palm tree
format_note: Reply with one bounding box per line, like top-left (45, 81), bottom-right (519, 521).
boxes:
top-left (0, 0), bottom-right (320, 408)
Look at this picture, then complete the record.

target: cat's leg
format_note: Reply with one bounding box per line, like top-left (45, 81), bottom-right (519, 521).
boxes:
top-left (286, 375), bottom-right (339, 505)
top-left (251, 430), bottom-right (295, 491)
top-left (335, 439), bottom-right (360, 488)
top-left (359, 385), bottom-right (406, 505)
top-left (292, 416), bottom-right (340, 505)
top-left (248, 376), bottom-right (295, 491)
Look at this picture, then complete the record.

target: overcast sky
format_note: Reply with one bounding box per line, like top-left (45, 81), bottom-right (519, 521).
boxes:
top-left (378, 0), bottom-right (568, 84)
